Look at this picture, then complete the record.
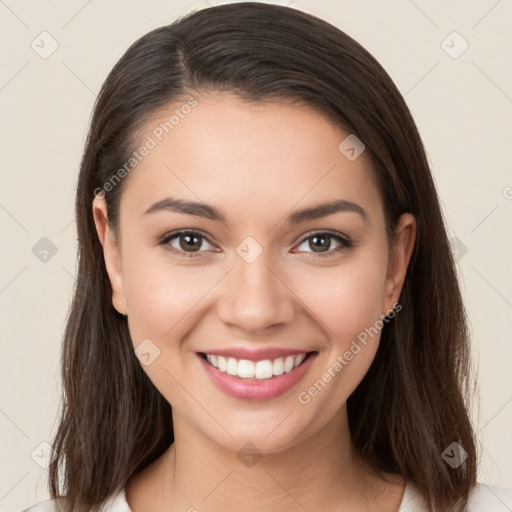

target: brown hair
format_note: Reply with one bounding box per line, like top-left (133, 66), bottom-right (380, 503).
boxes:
top-left (48, 3), bottom-right (477, 511)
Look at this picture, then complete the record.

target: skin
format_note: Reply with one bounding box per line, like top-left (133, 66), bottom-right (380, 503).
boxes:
top-left (93, 92), bottom-right (416, 512)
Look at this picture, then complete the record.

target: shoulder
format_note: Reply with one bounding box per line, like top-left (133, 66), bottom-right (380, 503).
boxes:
top-left (18, 487), bottom-right (131, 512)
top-left (401, 481), bottom-right (512, 511)
top-left (466, 482), bottom-right (512, 511)
top-left (17, 497), bottom-right (66, 512)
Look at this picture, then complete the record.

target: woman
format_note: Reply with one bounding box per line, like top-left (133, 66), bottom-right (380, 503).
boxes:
top-left (19, 2), bottom-right (512, 511)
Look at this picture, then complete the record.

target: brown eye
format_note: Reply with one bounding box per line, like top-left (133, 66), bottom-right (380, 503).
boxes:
top-left (294, 232), bottom-right (352, 255)
top-left (160, 230), bottom-right (216, 256)
top-left (177, 233), bottom-right (203, 252)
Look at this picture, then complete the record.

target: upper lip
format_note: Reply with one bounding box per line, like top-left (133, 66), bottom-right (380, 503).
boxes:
top-left (198, 347), bottom-right (313, 362)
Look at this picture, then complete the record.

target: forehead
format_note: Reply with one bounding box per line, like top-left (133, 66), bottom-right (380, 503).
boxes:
top-left (121, 93), bottom-right (383, 227)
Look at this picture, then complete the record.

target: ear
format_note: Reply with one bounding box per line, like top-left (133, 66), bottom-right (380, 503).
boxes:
top-left (92, 194), bottom-right (127, 316)
top-left (382, 213), bottom-right (416, 315)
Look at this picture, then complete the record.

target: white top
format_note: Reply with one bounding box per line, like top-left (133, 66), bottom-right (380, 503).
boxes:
top-left (18, 480), bottom-right (512, 512)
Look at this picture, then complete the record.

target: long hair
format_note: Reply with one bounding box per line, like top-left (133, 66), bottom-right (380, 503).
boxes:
top-left (48, 3), bottom-right (477, 511)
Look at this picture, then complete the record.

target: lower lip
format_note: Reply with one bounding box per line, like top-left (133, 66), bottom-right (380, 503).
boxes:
top-left (198, 352), bottom-right (318, 401)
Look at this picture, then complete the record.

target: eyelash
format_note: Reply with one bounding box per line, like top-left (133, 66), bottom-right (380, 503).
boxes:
top-left (157, 229), bottom-right (353, 258)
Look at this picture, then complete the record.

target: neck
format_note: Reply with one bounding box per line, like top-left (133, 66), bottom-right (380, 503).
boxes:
top-left (126, 406), bottom-right (404, 512)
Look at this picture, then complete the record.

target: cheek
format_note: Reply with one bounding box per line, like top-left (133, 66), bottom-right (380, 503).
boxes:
top-left (120, 251), bottom-right (215, 408)
top-left (123, 253), bottom-right (214, 344)
top-left (292, 260), bottom-right (387, 419)
top-left (295, 255), bottom-right (387, 343)
top-left (296, 251), bottom-right (387, 375)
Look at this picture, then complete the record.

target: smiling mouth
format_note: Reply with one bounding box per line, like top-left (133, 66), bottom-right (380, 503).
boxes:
top-left (198, 351), bottom-right (317, 380)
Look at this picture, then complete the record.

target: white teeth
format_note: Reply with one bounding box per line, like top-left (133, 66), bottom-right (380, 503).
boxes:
top-left (283, 356), bottom-right (295, 373)
top-left (226, 357), bottom-right (238, 376)
top-left (217, 355), bottom-right (227, 372)
top-left (255, 360), bottom-right (273, 379)
top-left (204, 352), bottom-right (309, 380)
top-left (294, 353), bottom-right (306, 368)
top-left (238, 359), bottom-right (255, 378)
top-left (273, 357), bottom-right (284, 376)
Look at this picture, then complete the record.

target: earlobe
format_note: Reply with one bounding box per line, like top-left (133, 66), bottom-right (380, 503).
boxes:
top-left (92, 196), bottom-right (127, 316)
top-left (383, 213), bottom-right (417, 313)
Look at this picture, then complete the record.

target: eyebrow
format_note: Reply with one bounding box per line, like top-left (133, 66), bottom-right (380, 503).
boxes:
top-left (143, 197), bottom-right (367, 225)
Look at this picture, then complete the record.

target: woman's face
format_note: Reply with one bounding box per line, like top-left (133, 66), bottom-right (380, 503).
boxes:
top-left (93, 92), bottom-right (415, 454)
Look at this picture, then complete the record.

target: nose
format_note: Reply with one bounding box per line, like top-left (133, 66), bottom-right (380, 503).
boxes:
top-left (217, 249), bottom-right (295, 334)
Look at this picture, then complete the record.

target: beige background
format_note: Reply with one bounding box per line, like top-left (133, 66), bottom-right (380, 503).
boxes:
top-left (1, 0), bottom-right (511, 510)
